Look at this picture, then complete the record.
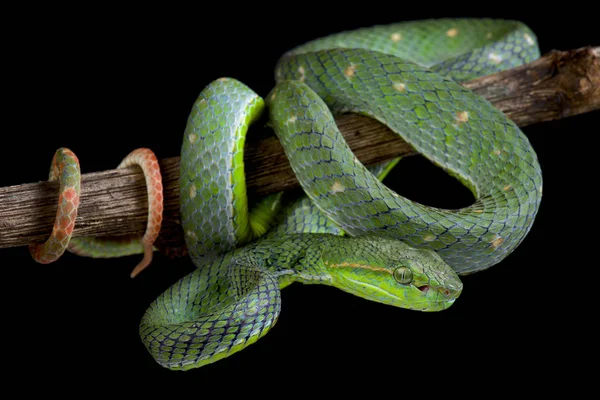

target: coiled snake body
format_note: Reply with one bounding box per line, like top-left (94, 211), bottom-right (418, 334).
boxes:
top-left (31, 19), bottom-right (543, 370)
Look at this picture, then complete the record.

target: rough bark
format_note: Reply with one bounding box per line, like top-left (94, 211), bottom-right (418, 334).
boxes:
top-left (0, 47), bottom-right (598, 249)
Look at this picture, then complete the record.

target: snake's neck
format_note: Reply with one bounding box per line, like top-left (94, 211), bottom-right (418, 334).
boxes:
top-left (244, 234), bottom-right (338, 288)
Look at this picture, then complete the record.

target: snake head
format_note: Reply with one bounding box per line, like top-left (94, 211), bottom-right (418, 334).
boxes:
top-left (324, 236), bottom-right (462, 311)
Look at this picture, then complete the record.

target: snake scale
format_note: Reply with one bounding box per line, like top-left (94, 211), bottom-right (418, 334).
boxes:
top-left (30, 18), bottom-right (542, 370)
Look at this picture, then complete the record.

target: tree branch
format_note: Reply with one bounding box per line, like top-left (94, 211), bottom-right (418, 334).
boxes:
top-left (1, 46), bottom-right (598, 249)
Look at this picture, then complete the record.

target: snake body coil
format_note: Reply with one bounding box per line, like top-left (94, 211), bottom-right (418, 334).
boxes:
top-left (138, 18), bottom-right (543, 370)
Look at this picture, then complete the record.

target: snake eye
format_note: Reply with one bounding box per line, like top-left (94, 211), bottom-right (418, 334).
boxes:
top-left (393, 266), bottom-right (413, 284)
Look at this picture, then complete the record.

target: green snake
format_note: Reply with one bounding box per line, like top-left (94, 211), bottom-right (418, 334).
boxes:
top-left (31, 18), bottom-right (542, 370)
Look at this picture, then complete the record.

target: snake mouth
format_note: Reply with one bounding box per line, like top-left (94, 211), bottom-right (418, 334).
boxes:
top-left (418, 284), bottom-right (461, 303)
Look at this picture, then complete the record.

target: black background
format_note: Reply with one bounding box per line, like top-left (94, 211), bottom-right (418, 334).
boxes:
top-left (1, 3), bottom-right (597, 389)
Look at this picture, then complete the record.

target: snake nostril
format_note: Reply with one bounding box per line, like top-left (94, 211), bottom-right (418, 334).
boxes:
top-left (418, 285), bottom-right (430, 293)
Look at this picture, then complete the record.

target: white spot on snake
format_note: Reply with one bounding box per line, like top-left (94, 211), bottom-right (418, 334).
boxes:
top-left (330, 181), bottom-right (345, 193)
top-left (217, 77), bottom-right (229, 82)
top-left (298, 66), bottom-right (306, 82)
top-left (393, 82), bottom-right (406, 92)
top-left (188, 133), bottom-right (198, 144)
top-left (424, 233), bottom-right (436, 242)
top-left (503, 184), bottom-right (512, 191)
top-left (493, 149), bottom-right (502, 156)
top-left (446, 28), bottom-right (458, 37)
top-left (488, 53), bottom-right (503, 64)
top-left (189, 185), bottom-right (196, 199)
top-left (186, 230), bottom-right (197, 240)
top-left (524, 33), bottom-right (535, 45)
top-left (486, 32), bottom-right (493, 39)
top-left (344, 64), bottom-right (357, 78)
top-left (492, 236), bottom-right (504, 248)
top-left (390, 33), bottom-right (402, 42)
top-left (473, 209), bottom-right (484, 214)
top-left (287, 116), bottom-right (297, 124)
top-left (455, 111), bottom-right (469, 123)
top-left (539, 185), bottom-right (543, 194)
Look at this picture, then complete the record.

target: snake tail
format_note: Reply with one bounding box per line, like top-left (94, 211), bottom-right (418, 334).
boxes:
top-left (29, 148), bottom-right (81, 263)
top-left (30, 148), bottom-right (164, 277)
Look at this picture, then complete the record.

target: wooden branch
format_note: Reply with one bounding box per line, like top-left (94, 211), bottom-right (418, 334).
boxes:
top-left (1, 46), bottom-right (598, 249)
top-left (461, 46), bottom-right (600, 125)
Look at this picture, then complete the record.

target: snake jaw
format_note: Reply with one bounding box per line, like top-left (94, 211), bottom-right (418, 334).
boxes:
top-left (320, 236), bottom-right (463, 311)
top-left (328, 269), bottom-right (459, 312)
